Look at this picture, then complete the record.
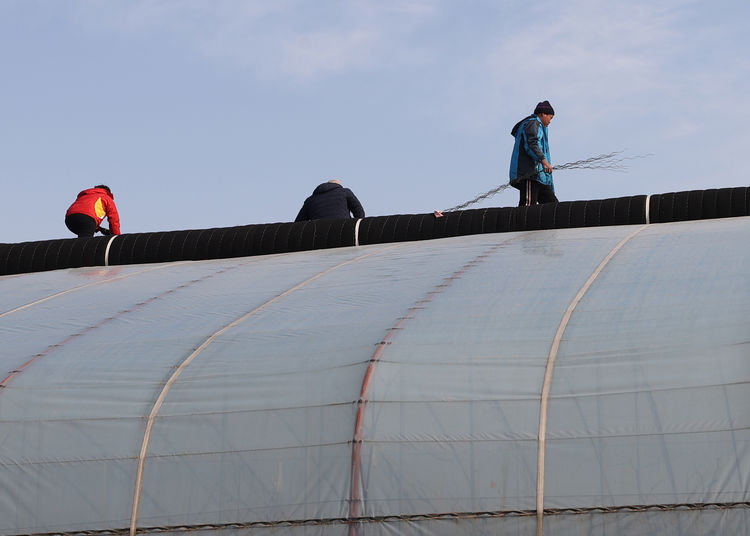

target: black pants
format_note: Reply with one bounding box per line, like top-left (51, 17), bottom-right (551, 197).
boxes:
top-left (65, 213), bottom-right (97, 237)
top-left (517, 180), bottom-right (558, 206)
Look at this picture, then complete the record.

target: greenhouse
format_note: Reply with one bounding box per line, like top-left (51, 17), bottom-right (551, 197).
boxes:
top-left (0, 189), bottom-right (749, 535)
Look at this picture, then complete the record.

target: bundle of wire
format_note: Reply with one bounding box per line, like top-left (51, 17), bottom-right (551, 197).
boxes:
top-left (442, 151), bottom-right (651, 213)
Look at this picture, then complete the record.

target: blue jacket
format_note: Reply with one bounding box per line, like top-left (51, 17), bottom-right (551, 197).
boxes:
top-left (509, 115), bottom-right (554, 190)
top-left (295, 182), bottom-right (365, 221)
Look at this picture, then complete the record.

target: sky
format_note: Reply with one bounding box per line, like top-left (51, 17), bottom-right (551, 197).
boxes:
top-left (2, 0), bottom-right (749, 243)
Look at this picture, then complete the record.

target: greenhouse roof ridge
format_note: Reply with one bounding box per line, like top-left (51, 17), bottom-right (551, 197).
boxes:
top-left (1, 186), bottom-right (748, 276)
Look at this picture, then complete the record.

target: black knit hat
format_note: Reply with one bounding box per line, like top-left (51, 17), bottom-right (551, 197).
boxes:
top-left (534, 100), bottom-right (555, 115)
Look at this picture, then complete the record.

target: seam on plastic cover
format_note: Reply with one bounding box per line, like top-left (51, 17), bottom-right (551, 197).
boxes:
top-left (536, 224), bottom-right (648, 536)
top-left (19, 502), bottom-right (750, 536)
top-left (645, 194), bottom-right (651, 224)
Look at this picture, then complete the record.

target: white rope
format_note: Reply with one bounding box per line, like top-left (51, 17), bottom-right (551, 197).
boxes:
top-left (354, 218), bottom-right (362, 247)
top-left (104, 235), bottom-right (117, 266)
top-left (535, 224), bottom-right (648, 536)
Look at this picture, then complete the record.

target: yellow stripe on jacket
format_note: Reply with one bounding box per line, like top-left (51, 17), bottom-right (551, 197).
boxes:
top-left (94, 198), bottom-right (106, 219)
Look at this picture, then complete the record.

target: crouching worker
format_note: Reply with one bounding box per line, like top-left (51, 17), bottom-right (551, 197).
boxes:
top-left (295, 179), bottom-right (365, 221)
top-left (65, 184), bottom-right (121, 237)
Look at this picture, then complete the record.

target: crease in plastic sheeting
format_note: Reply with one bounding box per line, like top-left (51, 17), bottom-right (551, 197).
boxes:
top-left (129, 245), bottom-right (399, 536)
top-left (0, 262), bottom-right (197, 324)
top-left (0, 263), bottom-right (246, 396)
top-left (536, 224), bottom-right (648, 536)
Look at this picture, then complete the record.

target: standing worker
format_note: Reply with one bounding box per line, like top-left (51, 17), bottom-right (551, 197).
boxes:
top-left (65, 184), bottom-right (121, 237)
top-left (509, 100), bottom-right (558, 206)
top-left (295, 179), bottom-right (365, 221)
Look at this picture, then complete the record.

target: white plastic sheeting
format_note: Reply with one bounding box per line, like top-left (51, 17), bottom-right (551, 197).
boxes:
top-left (0, 217), bottom-right (748, 536)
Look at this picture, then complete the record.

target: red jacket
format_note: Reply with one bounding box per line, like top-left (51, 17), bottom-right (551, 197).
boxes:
top-left (66, 187), bottom-right (121, 235)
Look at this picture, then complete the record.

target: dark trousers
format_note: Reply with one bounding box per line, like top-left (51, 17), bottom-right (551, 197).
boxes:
top-left (517, 180), bottom-right (558, 206)
top-left (65, 213), bottom-right (98, 237)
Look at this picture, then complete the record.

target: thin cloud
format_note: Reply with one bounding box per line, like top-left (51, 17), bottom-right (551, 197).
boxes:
top-left (492, 2), bottom-right (681, 108)
top-left (279, 29), bottom-right (382, 79)
top-left (433, 0), bottom-right (749, 134)
top-left (72, 0), bottom-right (438, 80)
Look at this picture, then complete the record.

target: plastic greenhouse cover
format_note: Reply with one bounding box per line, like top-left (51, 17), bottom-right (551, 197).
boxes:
top-left (0, 217), bottom-right (748, 536)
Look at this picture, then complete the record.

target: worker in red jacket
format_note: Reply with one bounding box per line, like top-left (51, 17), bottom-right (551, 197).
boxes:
top-left (65, 185), bottom-right (121, 237)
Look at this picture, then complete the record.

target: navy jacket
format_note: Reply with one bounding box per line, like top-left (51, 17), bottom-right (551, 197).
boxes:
top-left (509, 115), bottom-right (554, 190)
top-left (295, 182), bottom-right (365, 222)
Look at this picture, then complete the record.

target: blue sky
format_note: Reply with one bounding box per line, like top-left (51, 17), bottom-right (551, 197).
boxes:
top-left (2, 0), bottom-right (748, 243)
